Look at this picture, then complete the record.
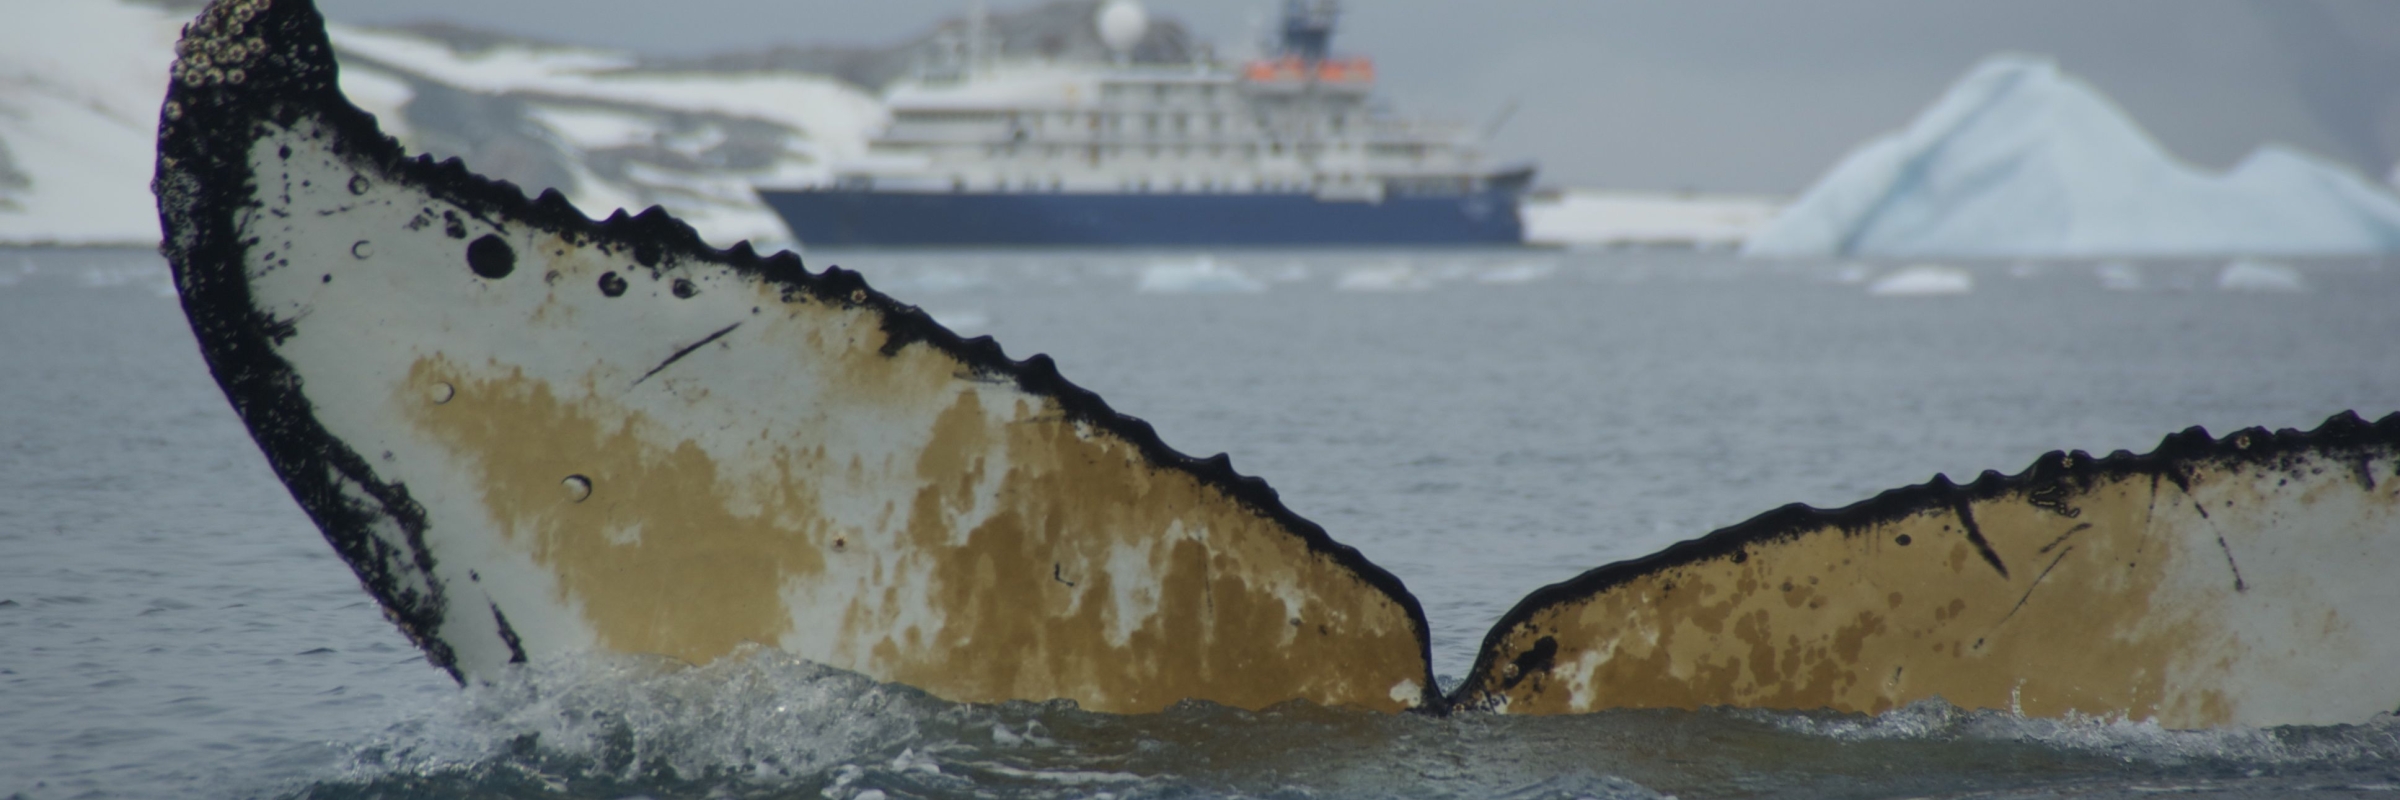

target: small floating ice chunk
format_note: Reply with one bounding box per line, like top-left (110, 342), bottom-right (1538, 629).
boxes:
top-left (1135, 257), bottom-right (1266, 294)
top-left (1866, 264), bottom-right (1973, 296)
top-left (1830, 263), bottom-right (1874, 284)
top-left (1334, 263), bottom-right (1435, 292)
top-left (2095, 261), bottom-right (2144, 292)
top-left (2217, 259), bottom-right (2306, 293)
top-left (1474, 260), bottom-right (1557, 285)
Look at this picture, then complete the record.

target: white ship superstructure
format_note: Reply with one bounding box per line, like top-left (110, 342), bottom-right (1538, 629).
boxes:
top-left (762, 0), bottom-right (1533, 246)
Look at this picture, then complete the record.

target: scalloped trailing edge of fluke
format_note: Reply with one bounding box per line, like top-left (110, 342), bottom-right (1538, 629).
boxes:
top-left (154, 0), bottom-right (1436, 715)
top-left (155, 0), bottom-right (2400, 726)
top-left (1454, 411), bottom-right (2400, 726)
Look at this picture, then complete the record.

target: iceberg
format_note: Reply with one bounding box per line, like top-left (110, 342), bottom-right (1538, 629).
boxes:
top-left (1744, 55), bottom-right (2400, 259)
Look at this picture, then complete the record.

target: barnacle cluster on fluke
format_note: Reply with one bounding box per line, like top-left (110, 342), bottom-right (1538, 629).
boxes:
top-left (155, 0), bottom-right (2400, 726)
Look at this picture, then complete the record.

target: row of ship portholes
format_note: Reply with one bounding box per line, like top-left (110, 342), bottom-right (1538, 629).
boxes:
top-left (980, 141), bottom-right (1415, 160)
top-left (964, 176), bottom-right (1361, 194)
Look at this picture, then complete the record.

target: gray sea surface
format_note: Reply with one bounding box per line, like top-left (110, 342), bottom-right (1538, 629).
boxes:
top-left (4, 245), bottom-right (2399, 799)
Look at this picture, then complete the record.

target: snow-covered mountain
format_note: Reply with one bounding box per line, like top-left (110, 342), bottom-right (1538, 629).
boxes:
top-left (0, 1), bottom-right (185, 246)
top-left (1745, 55), bottom-right (2400, 259)
top-left (3, 0), bottom-right (884, 249)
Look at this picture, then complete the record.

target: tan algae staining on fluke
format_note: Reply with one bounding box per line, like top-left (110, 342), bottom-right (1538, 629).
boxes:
top-left (874, 390), bottom-right (1430, 712)
top-left (402, 356), bottom-right (833, 666)
top-left (403, 339), bottom-right (1426, 713)
top-left (1455, 413), bottom-right (2400, 728)
top-left (157, 0), bottom-right (1435, 714)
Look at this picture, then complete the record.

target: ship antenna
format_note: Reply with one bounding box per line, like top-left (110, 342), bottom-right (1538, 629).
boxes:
top-left (1481, 98), bottom-right (1521, 143)
top-left (967, 0), bottom-right (988, 70)
top-left (1279, 0), bottom-right (1337, 63)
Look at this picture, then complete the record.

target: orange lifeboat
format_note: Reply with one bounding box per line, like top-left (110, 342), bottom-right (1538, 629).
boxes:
top-left (1243, 57), bottom-right (1306, 83)
top-left (1315, 57), bottom-right (1374, 84)
top-left (1242, 56), bottom-right (1375, 85)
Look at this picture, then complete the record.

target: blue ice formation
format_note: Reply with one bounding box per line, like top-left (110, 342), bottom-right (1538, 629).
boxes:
top-left (1744, 55), bottom-right (2400, 259)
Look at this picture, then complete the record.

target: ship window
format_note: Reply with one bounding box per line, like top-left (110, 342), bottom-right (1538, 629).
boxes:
top-left (1174, 115), bottom-right (1188, 133)
top-left (951, 176), bottom-right (965, 192)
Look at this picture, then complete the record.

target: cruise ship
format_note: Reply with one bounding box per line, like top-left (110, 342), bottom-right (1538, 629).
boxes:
top-left (758, 0), bottom-right (1534, 247)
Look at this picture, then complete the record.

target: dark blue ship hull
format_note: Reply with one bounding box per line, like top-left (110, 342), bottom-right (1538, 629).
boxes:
top-left (758, 188), bottom-right (1525, 247)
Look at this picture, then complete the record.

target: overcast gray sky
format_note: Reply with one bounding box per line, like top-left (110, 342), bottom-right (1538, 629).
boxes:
top-left (312, 0), bottom-right (2400, 193)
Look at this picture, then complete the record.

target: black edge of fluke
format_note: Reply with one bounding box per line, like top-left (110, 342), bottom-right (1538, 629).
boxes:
top-left (151, 0), bottom-right (1441, 708)
top-left (1444, 409), bottom-right (2400, 710)
top-left (155, 0), bottom-right (464, 679)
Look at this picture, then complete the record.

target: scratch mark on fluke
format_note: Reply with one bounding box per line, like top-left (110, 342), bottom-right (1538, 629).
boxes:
top-left (2037, 522), bottom-right (2091, 554)
top-left (1999, 546), bottom-right (2072, 626)
top-left (630, 322), bottom-right (741, 389)
top-left (2215, 535), bottom-right (2249, 593)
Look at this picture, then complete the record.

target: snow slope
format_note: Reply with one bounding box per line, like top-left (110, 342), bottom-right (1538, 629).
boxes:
top-left (1745, 55), bottom-right (2400, 259)
top-left (2, 0), bottom-right (884, 249)
top-left (0, 1), bottom-right (186, 245)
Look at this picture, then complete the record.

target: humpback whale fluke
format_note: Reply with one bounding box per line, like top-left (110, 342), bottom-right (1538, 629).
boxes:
top-left (1455, 413), bottom-right (2400, 728)
top-left (154, 0), bottom-right (1437, 714)
top-left (157, 0), bottom-right (2400, 727)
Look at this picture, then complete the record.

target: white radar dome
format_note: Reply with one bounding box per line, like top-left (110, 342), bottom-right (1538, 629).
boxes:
top-left (1096, 0), bottom-right (1148, 54)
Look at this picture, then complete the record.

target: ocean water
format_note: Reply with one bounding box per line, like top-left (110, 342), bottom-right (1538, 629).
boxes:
top-left (5, 245), bottom-right (2400, 799)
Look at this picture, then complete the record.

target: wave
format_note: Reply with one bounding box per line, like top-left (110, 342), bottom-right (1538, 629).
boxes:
top-left (1763, 697), bottom-right (2400, 768)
